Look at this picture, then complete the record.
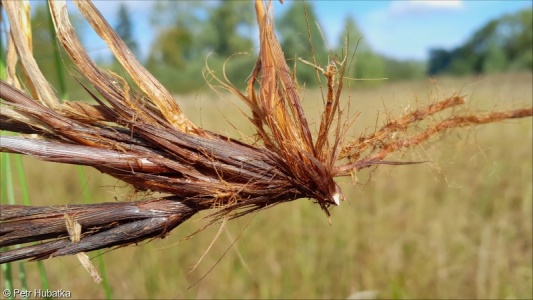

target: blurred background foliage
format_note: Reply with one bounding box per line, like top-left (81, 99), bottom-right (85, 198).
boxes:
top-left (428, 9), bottom-right (532, 76)
top-left (26, 1), bottom-right (531, 95)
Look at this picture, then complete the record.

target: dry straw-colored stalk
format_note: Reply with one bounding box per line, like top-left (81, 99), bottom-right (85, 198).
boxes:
top-left (0, 0), bottom-right (531, 264)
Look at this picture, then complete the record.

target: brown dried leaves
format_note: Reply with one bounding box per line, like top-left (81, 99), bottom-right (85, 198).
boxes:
top-left (3, 1), bottom-right (59, 107)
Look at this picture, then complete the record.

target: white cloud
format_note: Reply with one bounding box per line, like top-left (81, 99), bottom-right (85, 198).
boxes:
top-left (389, 0), bottom-right (464, 16)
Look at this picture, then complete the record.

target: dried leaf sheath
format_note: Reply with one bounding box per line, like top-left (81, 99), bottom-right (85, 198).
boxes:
top-left (2, 1), bottom-right (59, 107)
top-left (0, 0), bottom-right (340, 262)
top-left (0, 198), bottom-right (200, 263)
top-left (1, 0), bottom-right (532, 264)
top-left (0, 80), bottom-right (305, 208)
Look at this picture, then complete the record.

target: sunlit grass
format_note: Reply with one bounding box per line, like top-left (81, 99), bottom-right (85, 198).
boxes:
top-left (1, 73), bottom-right (531, 299)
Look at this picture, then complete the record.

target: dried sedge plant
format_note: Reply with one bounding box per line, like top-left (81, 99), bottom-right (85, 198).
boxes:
top-left (0, 0), bottom-right (531, 265)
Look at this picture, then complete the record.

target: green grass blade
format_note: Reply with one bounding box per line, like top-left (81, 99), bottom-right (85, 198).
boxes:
top-left (2, 263), bottom-right (14, 300)
top-left (77, 166), bottom-right (113, 299)
top-left (77, 166), bottom-right (92, 205)
top-left (17, 262), bottom-right (28, 299)
top-left (1, 151), bottom-right (15, 300)
top-left (98, 254), bottom-right (112, 299)
top-left (0, 26), bottom-right (5, 80)
top-left (13, 154), bottom-right (31, 206)
top-left (37, 263), bottom-right (51, 300)
top-left (46, 2), bottom-right (67, 101)
top-left (13, 154), bottom-right (51, 298)
top-left (2, 136), bottom-right (31, 297)
top-left (13, 159), bottom-right (29, 296)
top-left (1, 149), bottom-right (14, 206)
top-left (0, 58), bottom-right (5, 81)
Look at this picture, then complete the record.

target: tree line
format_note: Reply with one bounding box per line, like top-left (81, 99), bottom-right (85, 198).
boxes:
top-left (428, 8), bottom-right (532, 75)
top-left (114, 1), bottom-right (426, 91)
top-left (24, 2), bottom-right (533, 95)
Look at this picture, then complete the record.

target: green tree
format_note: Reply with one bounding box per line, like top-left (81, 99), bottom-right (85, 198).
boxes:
top-left (500, 9), bottom-right (532, 71)
top-left (115, 3), bottom-right (138, 57)
top-left (338, 15), bottom-right (371, 53)
top-left (351, 52), bottom-right (385, 81)
top-left (147, 1), bottom-right (205, 68)
top-left (196, 1), bottom-right (256, 91)
top-left (483, 41), bottom-right (507, 73)
top-left (277, 1), bottom-right (330, 85)
top-left (146, 1), bottom-right (256, 92)
top-left (428, 48), bottom-right (452, 75)
top-left (448, 47), bottom-right (479, 75)
top-left (338, 16), bottom-right (385, 82)
top-left (384, 58), bottom-right (425, 80)
top-left (148, 1), bottom-right (253, 62)
top-left (427, 8), bottom-right (532, 75)
top-left (147, 27), bottom-right (192, 69)
top-left (149, 1), bottom-right (204, 29)
top-left (202, 1), bottom-right (254, 56)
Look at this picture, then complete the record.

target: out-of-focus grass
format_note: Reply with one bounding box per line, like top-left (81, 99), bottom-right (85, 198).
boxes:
top-left (1, 73), bottom-right (531, 299)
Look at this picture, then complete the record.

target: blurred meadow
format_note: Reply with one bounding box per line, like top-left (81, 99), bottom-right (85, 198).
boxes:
top-left (1, 1), bottom-right (532, 299)
top-left (2, 72), bottom-right (532, 299)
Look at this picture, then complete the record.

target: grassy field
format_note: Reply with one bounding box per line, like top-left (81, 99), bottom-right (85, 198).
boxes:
top-left (2, 72), bottom-right (532, 299)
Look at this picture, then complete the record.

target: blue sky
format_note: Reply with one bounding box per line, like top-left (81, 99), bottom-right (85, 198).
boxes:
top-left (76, 0), bottom-right (532, 62)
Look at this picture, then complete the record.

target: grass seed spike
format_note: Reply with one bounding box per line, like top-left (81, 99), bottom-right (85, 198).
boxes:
top-left (0, 0), bottom-right (531, 264)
